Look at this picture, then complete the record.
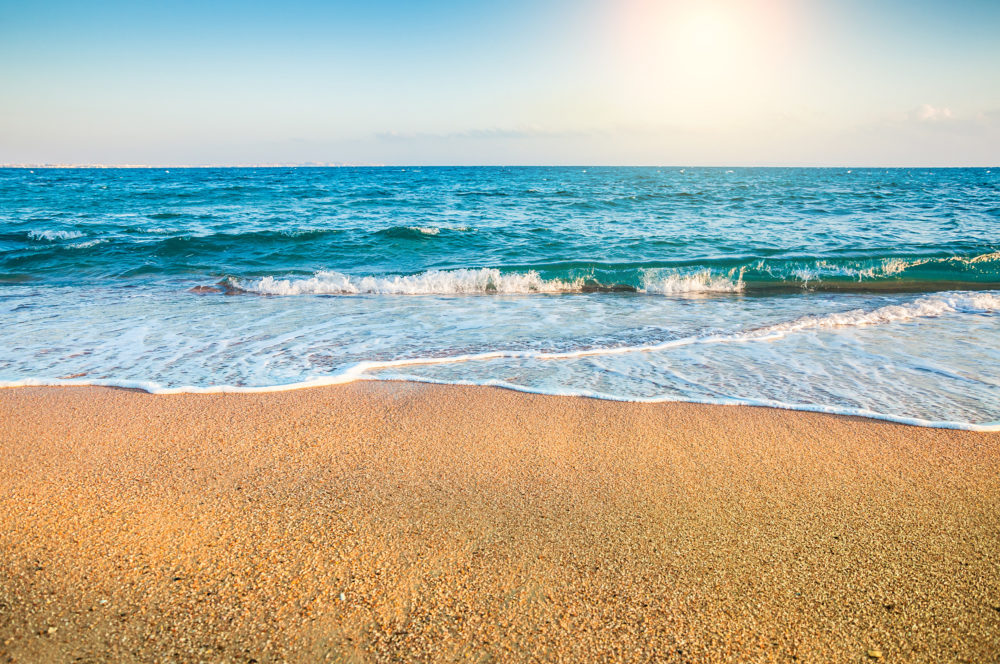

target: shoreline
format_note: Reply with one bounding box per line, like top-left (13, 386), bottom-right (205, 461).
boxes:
top-left (2, 379), bottom-right (997, 432)
top-left (2, 382), bottom-right (999, 661)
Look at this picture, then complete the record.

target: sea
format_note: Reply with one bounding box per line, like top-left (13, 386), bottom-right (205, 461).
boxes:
top-left (1, 166), bottom-right (998, 430)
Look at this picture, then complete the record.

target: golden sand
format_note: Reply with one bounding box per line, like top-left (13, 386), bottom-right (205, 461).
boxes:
top-left (1, 383), bottom-right (998, 662)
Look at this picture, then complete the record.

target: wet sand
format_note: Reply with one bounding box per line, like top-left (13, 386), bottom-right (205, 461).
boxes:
top-left (1, 382), bottom-right (998, 662)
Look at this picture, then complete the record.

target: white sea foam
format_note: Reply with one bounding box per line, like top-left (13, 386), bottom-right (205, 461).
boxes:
top-left (788, 252), bottom-right (1000, 284)
top-left (359, 376), bottom-right (1000, 432)
top-left (407, 225), bottom-right (470, 234)
top-left (232, 268), bottom-right (582, 295)
top-left (68, 239), bottom-right (107, 249)
top-left (3, 372), bottom-right (996, 432)
top-left (233, 267), bottom-right (742, 296)
top-left (230, 262), bottom-right (1000, 297)
top-left (4, 291), bottom-right (997, 430)
top-left (324, 293), bottom-right (1000, 367)
top-left (746, 292), bottom-right (1000, 338)
top-left (790, 258), bottom-right (918, 283)
top-left (641, 268), bottom-right (744, 294)
top-left (28, 229), bottom-right (84, 241)
top-left (966, 250), bottom-right (1000, 264)
top-left (223, 249), bottom-right (1000, 299)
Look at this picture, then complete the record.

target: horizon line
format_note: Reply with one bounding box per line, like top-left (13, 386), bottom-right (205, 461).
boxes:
top-left (1, 163), bottom-right (997, 170)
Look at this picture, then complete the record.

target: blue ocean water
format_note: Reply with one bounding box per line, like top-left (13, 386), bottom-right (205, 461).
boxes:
top-left (1, 167), bottom-right (998, 428)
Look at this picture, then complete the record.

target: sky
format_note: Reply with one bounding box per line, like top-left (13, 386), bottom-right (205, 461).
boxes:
top-left (1, 0), bottom-right (998, 166)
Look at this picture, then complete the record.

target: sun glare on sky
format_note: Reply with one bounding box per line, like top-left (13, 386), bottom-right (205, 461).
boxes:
top-left (611, 0), bottom-right (793, 125)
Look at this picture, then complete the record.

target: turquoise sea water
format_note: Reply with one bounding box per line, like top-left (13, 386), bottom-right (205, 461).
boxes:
top-left (1, 167), bottom-right (998, 428)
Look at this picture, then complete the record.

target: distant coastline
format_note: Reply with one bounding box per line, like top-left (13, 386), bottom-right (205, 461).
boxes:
top-left (0, 162), bottom-right (384, 169)
top-left (1, 164), bottom-right (996, 169)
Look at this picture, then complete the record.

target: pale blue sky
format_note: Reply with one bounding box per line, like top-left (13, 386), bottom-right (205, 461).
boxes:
top-left (1, 0), bottom-right (998, 165)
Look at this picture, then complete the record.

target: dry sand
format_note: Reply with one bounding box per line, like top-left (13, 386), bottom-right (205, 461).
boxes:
top-left (1, 382), bottom-right (998, 663)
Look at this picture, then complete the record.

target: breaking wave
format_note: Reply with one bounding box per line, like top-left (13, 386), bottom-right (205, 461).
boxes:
top-left (227, 268), bottom-right (582, 295)
top-left (374, 225), bottom-right (471, 239)
top-left (27, 229), bottom-right (85, 241)
top-left (641, 269), bottom-right (744, 294)
top-left (220, 252), bottom-right (1000, 297)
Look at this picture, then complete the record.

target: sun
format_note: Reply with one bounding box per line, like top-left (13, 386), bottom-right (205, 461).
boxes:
top-left (610, 0), bottom-right (793, 124)
top-left (678, 6), bottom-right (735, 52)
top-left (671, 5), bottom-right (741, 83)
top-left (614, 1), bottom-right (753, 76)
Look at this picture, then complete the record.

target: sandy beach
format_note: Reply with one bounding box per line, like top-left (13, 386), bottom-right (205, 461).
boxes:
top-left (1, 382), bottom-right (998, 662)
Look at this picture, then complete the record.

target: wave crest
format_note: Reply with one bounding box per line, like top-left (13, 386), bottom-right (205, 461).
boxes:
top-left (212, 251), bottom-right (1000, 298)
top-left (28, 229), bottom-right (85, 241)
top-left (641, 268), bottom-right (744, 294)
top-left (228, 268), bottom-right (582, 295)
top-left (375, 225), bottom-right (470, 239)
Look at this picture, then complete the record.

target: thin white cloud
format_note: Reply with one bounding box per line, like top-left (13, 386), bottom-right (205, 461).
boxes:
top-left (915, 104), bottom-right (955, 122)
top-left (374, 126), bottom-right (597, 141)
